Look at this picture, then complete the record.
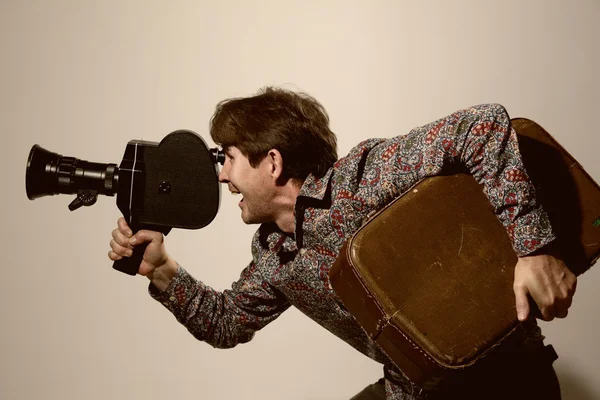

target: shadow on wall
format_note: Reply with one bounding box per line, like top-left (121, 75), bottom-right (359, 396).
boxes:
top-left (556, 365), bottom-right (600, 400)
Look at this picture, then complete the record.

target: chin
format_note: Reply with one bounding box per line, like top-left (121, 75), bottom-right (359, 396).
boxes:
top-left (240, 210), bottom-right (257, 225)
top-left (241, 210), bottom-right (270, 225)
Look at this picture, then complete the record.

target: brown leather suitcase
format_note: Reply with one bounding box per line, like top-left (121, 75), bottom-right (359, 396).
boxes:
top-left (329, 118), bottom-right (600, 386)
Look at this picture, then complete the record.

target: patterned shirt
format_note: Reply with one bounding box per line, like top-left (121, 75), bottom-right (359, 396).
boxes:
top-left (150, 104), bottom-right (555, 399)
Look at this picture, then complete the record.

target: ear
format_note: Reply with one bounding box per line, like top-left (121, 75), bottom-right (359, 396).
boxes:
top-left (265, 149), bottom-right (284, 182)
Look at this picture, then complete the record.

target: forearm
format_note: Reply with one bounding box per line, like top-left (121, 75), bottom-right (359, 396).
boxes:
top-left (149, 263), bottom-right (289, 348)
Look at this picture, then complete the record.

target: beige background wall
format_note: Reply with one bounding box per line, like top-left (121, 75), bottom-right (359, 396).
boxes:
top-left (1, 1), bottom-right (598, 399)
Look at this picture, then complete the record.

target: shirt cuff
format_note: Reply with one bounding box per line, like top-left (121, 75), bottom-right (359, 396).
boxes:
top-left (148, 264), bottom-right (192, 313)
top-left (508, 206), bottom-right (557, 257)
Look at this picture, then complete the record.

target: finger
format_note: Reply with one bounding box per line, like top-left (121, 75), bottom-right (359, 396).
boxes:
top-left (566, 272), bottom-right (577, 294)
top-left (557, 260), bottom-right (577, 292)
top-left (112, 228), bottom-right (132, 248)
top-left (108, 250), bottom-right (123, 261)
top-left (521, 271), bottom-right (555, 321)
top-left (110, 239), bottom-right (133, 257)
top-left (554, 306), bottom-right (568, 319)
top-left (514, 285), bottom-right (530, 322)
top-left (538, 304), bottom-right (556, 322)
top-left (118, 217), bottom-right (133, 237)
top-left (532, 289), bottom-right (556, 321)
top-left (562, 291), bottom-right (573, 310)
top-left (554, 284), bottom-right (574, 317)
top-left (555, 269), bottom-right (576, 312)
top-left (528, 292), bottom-right (555, 321)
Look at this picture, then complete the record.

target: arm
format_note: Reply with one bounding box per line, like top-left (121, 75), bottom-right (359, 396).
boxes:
top-left (363, 103), bottom-right (575, 320)
top-left (149, 261), bottom-right (290, 348)
top-left (109, 218), bottom-right (290, 348)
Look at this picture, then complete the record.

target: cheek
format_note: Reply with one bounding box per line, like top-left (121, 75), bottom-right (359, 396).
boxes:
top-left (228, 165), bottom-right (240, 183)
top-left (228, 166), bottom-right (249, 192)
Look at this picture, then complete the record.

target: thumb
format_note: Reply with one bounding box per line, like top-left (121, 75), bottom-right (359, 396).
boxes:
top-left (514, 285), bottom-right (530, 322)
top-left (129, 230), bottom-right (161, 247)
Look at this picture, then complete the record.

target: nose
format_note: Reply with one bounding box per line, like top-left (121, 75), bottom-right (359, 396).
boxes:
top-left (218, 163), bottom-right (229, 183)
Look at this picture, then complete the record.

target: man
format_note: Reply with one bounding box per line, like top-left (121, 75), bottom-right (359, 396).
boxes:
top-left (109, 87), bottom-right (576, 399)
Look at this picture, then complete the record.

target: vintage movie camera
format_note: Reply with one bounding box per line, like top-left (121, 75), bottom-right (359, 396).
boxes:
top-left (26, 130), bottom-right (224, 276)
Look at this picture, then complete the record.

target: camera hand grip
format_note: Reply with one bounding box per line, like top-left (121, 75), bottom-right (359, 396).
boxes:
top-left (113, 244), bottom-right (147, 276)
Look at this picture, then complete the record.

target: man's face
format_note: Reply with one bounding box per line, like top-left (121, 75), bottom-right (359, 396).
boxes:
top-left (218, 146), bottom-right (276, 224)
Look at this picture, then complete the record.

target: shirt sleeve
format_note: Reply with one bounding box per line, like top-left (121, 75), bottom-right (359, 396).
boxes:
top-left (361, 103), bottom-right (555, 256)
top-left (149, 250), bottom-right (290, 349)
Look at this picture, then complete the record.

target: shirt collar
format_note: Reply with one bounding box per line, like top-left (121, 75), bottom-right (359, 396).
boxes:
top-left (297, 168), bottom-right (333, 201)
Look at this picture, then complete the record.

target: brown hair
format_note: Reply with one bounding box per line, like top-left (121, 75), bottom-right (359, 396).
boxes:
top-left (209, 87), bottom-right (338, 182)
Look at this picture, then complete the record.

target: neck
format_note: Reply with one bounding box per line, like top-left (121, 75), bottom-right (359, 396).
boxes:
top-left (273, 181), bottom-right (302, 234)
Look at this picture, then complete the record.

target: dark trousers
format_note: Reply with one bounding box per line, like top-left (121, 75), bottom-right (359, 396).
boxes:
top-left (430, 344), bottom-right (561, 400)
top-left (351, 344), bottom-right (561, 399)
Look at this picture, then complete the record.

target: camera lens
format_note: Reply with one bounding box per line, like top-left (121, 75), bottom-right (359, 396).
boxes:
top-left (26, 145), bottom-right (118, 200)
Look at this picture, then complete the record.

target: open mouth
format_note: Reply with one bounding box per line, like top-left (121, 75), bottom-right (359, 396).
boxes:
top-left (229, 185), bottom-right (244, 205)
top-left (229, 188), bottom-right (244, 204)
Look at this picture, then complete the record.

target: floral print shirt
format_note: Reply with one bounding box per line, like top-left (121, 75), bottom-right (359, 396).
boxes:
top-left (150, 104), bottom-right (555, 399)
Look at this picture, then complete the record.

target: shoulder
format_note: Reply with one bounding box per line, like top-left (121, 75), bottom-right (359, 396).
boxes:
top-left (333, 138), bottom-right (387, 171)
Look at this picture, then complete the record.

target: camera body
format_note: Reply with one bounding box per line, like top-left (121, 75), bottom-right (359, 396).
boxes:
top-left (26, 130), bottom-right (223, 275)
